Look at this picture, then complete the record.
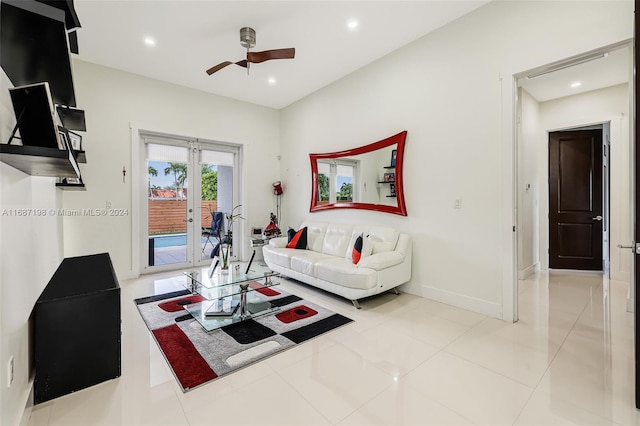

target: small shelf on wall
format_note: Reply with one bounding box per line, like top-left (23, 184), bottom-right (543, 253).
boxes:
top-left (0, 144), bottom-right (80, 178)
top-left (56, 182), bottom-right (85, 191)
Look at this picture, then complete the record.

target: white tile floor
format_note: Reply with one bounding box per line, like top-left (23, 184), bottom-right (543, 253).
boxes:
top-left (26, 269), bottom-right (638, 426)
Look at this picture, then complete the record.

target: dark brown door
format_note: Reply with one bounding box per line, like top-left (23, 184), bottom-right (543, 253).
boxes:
top-left (549, 129), bottom-right (603, 270)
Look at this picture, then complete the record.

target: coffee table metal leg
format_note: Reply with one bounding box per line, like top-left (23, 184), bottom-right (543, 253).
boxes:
top-left (239, 283), bottom-right (250, 319)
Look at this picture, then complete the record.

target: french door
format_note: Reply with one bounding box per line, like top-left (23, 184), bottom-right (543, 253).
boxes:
top-left (142, 133), bottom-right (239, 273)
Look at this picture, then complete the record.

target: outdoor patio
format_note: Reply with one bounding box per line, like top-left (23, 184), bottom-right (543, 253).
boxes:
top-left (148, 198), bottom-right (220, 266)
top-left (151, 240), bottom-right (215, 266)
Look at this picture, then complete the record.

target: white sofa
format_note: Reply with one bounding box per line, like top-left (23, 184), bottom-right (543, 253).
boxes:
top-left (262, 221), bottom-right (412, 308)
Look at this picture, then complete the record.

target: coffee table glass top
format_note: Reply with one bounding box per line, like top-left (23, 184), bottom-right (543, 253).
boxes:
top-left (181, 260), bottom-right (281, 332)
top-left (182, 293), bottom-right (279, 332)
top-left (183, 260), bottom-right (277, 292)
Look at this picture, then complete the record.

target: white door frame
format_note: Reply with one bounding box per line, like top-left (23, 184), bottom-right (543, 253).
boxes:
top-left (131, 125), bottom-right (242, 276)
top-left (507, 40), bottom-right (632, 322)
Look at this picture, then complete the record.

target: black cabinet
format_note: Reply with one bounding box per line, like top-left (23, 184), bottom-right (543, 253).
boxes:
top-left (33, 253), bottom-right (121, 404)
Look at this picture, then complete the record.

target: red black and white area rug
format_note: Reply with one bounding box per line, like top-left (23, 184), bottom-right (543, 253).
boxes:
top-left (135, 285), bottom-right (353, 392)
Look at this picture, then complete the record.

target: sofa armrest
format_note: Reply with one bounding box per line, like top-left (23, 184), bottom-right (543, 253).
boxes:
top-left (357, 251), bottom-right (404, 270)
top-left (269, 237), bottom-right (288, 248)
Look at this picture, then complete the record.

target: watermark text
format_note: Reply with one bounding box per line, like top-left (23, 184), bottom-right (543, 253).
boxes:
top-left (2, 208), bottom-right (129, 217)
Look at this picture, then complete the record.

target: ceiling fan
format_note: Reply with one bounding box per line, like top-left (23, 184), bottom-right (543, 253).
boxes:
top-left (206, 27), bottom-right (295, 76)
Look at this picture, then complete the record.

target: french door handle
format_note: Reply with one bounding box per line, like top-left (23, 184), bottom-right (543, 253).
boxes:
top-left (592, 215), bottom-right (603, 221)
top-left (183, 218), bottom-right (193, 223)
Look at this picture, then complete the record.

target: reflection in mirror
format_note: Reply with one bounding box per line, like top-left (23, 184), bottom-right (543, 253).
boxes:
top-left (309, 131), bottom-right (407, 216)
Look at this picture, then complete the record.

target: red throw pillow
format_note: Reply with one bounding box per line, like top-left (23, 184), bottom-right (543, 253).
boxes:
top-left (352, 233), bottom-right (373, 264)
top-left (353, 234), bottom-right (364, 264)
top-left (286, 226), bottom-right (307, 249)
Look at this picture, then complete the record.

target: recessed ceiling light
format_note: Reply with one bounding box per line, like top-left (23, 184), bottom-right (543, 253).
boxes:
top-left (347, 19), bottom-right (359, 30)
top-left (144, 37), bottom-right (156, 46)
top-left (268, 77), bottom-right (276, 85)
top-left (571, 81), bottom-right (582, 88)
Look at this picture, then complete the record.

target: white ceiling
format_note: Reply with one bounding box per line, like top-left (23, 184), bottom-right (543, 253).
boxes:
top-left (519, 46), bottom-right (630, 103)
top-left (72, 1), bottom-right (630, 109)
top-left (73, 0), bottom-right (490, 109)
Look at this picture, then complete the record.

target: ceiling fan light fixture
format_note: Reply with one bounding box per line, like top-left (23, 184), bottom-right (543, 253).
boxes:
top-left (205, 27), bottom-right (295, 76)
top-left (240, 27), bottom-right (256, 49)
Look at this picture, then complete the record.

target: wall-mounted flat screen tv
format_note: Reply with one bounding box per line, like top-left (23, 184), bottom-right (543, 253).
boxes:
top-left (1, 0), bottom-right (76, 107)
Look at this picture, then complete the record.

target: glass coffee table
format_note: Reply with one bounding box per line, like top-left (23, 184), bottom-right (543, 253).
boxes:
top-left (180, 260), bottom-right (281, 331)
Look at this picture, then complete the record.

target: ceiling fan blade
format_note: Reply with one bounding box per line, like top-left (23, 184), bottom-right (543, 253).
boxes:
top-left (206, 61), bottom-right (232, 75)
top-left (235, 60), bottom-right (248, 68)
top-left (247, 48), bottom-right (295, 64)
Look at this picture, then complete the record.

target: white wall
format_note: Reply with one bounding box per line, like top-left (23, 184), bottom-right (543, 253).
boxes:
top-left (280, 0), bottom-right (632, 318)
top-left (0, 72), bottom-right (64, 426)
top-left (518, 89), bottom-right (542, 279)
top-left (538, 83), bottom-right (631, 281)
top-left (66, 60), bottom-right (281, 279)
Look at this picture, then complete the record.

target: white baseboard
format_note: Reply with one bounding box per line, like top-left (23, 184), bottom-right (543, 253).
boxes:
top-left (419, 284), bottom-right (502, 319)
top-left (518, 262), bottom-right (540, 280)
top-left (119, 269), bottom-right (139, 281)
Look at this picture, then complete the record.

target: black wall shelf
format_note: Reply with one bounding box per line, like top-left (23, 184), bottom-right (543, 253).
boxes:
top-left (56, 182), bottom-right (85, 191)
top-left (0, 144), bottom-right (80, 178)
top-left (1, 0), bottom-right (88, 188)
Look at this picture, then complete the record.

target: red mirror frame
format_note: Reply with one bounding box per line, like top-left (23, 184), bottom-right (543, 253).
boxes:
top-left (309, 130), bottom-right (407, 216)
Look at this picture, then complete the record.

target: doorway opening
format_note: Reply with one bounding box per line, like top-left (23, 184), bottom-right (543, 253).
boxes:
top-left (513, 40), bottom-right (632, 320)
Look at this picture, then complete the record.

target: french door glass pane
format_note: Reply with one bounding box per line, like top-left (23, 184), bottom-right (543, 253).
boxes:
top-left (147, 143), bottom-right (189, 267)
top-left (200, 149), bottom-right (235, 261)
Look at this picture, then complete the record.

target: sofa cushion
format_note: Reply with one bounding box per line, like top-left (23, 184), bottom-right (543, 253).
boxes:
top-left (286, 226), bottom-right (307, 249)
top-left (322, 224), bottom-right (354, 257)
top-left (314, 257), bottom-right (377, 290)
top-left (290, 251), bottom-right (333, 276)
top-left (300, 222), bottom-right (327, 253)
top-left (367, 227), bottom-right (400, 254)
top-left (263, 247), bottom-right (294, 269)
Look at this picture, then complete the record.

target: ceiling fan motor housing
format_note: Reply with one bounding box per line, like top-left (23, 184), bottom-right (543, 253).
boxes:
top-left (240, 27), bottom-right (256, 49)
